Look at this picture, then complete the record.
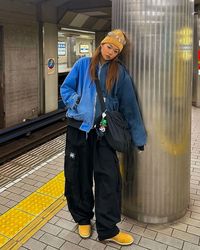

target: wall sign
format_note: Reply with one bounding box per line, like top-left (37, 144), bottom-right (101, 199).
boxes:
top-left (47, 58), bottom-right (55, 74)
top-left (58, 42), bottom-right (66, 56)
top-left (80, 44), bottom-right (89, 53)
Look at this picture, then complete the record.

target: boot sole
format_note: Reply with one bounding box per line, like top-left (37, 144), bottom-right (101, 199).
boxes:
top-left (79, 234), bottom-right (91, 239)
top-left (107, 238), bottom-right (134, 246)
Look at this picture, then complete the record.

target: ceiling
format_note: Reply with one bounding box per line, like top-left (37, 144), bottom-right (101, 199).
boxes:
top-left (18, 0), bottom-right (112, 32)
top-left (1, 0), bottom-right (198, 31)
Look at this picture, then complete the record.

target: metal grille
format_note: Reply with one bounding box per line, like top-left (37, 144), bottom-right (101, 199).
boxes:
top-left (13, 154), bottom-right (45, 168)
top-left (0, 175), bottom-right (11, 187)
top-left (0, 162), bottom-right (30, 179)
top-left (0, 134), bottom-right (66, 187)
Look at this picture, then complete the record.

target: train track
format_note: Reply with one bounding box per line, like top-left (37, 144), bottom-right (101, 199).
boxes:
top-left (0, 110), bottom-right (67, 165)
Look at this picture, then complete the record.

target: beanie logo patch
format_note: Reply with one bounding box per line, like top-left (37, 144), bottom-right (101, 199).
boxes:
top-left (108, 31), bottom-right (126, 45)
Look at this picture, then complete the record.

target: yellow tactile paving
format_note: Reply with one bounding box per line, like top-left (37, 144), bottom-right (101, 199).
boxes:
top-left (0, 170), bottom-right (66, 249)
top-left (0, 234), bottom-right (9, 248)
top-left (15, 193), bottom-right (55, 216)
top-left (0, 209), bottom-right (34, 238)
top-left (37, 177), bottom-right (64, 198)
top-left (54, 171), bottom-right (65, 182)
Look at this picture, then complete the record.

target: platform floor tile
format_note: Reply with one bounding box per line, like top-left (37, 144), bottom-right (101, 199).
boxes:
top-left (0, 209), bottom-right (35, 238)
top-left (0, 234), bottom-right (9, 247)
top-left (0, 171), bottom-right (66, 249)
top-left (37, 176), bottom-right (64, 199)
top-left (15, 193), bottom-right (55, 216)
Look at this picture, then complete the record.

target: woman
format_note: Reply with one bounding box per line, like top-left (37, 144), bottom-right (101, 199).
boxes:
top-left (60, 29), bottom-right (147, 246)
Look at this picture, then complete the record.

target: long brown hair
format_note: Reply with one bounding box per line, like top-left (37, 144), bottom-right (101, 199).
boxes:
top-left (90, 46), bottom-right (119, 92)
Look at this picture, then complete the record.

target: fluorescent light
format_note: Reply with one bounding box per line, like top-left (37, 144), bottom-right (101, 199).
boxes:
top-left (61, 27), bottom-right (95, 34)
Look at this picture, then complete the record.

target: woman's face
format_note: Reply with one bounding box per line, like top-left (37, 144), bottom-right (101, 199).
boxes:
top-left (100, 43), bottom-right (120, 62)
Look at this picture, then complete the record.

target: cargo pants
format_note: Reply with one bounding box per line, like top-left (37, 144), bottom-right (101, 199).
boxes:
top-left (64, 125), bottom-right (122, 240)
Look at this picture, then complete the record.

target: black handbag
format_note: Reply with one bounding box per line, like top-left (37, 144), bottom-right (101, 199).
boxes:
top-left (95, 79), bottom-right (132, 153)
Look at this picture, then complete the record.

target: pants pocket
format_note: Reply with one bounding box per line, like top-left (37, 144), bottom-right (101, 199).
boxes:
top-left (67, 126), bottom-right (86, 147)
top-left (64, 147), bottom-right (78, 182)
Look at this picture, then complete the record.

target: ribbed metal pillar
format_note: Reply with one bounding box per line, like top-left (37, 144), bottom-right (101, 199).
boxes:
top-left (112, 0), bottom-right (193, 223)
top-left (193, 13), bottom-right (200, 107)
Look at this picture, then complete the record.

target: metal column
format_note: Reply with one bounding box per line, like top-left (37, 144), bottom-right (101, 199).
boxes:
top-left (112, 0), bottom-right (193, 223)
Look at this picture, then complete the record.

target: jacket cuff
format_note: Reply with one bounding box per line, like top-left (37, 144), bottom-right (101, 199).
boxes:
top-left (137, 145), bottom-right (144, 151)
top-left (69, 93), bottom-right (80, 110)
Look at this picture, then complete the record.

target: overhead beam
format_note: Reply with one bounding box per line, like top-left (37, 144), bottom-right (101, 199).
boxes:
top-left (57, 0), bottom-right (111, 23)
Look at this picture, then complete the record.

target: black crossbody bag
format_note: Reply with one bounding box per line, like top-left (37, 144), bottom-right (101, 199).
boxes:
top-left (95, 79), bottom-right (132, 153)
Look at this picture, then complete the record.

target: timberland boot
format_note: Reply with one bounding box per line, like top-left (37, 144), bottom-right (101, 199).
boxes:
top-left (107, 231), bottom-right (134, 246)
top-left (78, 225), bottom-right (91, 238)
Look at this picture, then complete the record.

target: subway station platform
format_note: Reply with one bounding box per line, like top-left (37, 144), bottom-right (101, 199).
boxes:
top-left (0, 106), bottom-right (200, 250)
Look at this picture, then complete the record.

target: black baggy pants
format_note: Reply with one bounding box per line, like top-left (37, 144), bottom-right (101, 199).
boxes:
top-left (64, 126), bottom-right (122, 240)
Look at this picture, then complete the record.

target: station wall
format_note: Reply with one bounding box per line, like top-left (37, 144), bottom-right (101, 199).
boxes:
top-left (4, 23), bottom-right (39, 126)
top-left (0, 1), bottom-right (39, 127)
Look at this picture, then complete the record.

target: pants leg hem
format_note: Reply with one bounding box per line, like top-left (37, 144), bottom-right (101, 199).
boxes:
top-left (78, 220), bottom-right (91, 225)
top-left (98, 227), bottom-right (119, 241)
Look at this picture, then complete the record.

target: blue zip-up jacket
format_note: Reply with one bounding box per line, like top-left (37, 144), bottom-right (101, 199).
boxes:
top-left (60, 57), bottom-right (147, 147)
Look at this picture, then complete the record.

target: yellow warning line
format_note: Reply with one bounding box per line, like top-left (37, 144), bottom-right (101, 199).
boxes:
top-left (0, 171), bottom-right (66, 249)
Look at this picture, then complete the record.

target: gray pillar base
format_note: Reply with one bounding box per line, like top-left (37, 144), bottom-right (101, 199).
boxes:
top-left (122, 207), bottom-right (187, 224)
top-left (192, 102), bottom-right (200, 108)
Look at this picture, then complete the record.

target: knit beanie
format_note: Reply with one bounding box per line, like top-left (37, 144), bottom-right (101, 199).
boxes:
top-left (101, 29), bottom-right (126, 52)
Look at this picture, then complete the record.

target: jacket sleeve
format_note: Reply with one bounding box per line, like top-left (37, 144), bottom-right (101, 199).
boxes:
top-left (117, 71), bottom-right (147, 147)
top-left (60, 59), bottom-right (81, 110)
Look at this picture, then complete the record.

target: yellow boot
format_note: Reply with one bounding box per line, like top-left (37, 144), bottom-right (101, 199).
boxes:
top-left (107, 231), bottom-right (134, 246)
top-left (78, 225), bottom-right (91, 238)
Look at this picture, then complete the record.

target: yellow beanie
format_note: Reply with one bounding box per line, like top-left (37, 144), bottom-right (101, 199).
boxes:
top-left (101, 29), bottom-right (126, 52)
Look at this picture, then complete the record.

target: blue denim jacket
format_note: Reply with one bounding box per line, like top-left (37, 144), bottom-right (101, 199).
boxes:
top-left (60, 57), bottom-right (147, 147)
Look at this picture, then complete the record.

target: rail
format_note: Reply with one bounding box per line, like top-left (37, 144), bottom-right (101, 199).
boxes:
top-left (0, 109), bottom-right (67, 164)
top-left (0, 109), bottom-right (66, 144)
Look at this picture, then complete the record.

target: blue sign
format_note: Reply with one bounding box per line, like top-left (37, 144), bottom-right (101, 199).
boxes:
top-left (48, 58), bottom-right (55, 69)
top-left (58, 42), bottom-right (66, 56)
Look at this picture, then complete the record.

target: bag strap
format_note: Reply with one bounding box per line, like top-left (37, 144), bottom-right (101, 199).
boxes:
top-left (95, 78), bottom-right (106, 113)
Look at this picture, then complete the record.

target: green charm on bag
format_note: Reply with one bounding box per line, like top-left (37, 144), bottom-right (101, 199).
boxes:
top-left (99, 113), bottom-right (107, 133)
